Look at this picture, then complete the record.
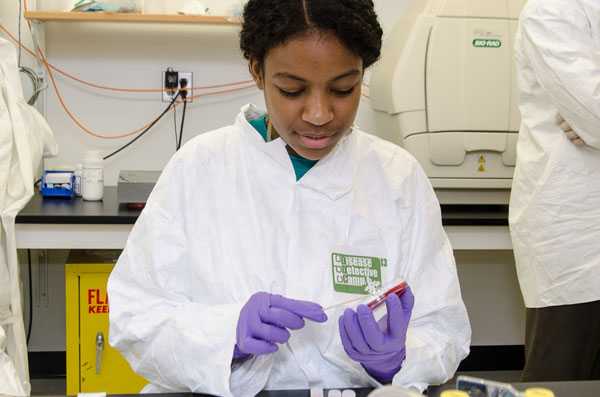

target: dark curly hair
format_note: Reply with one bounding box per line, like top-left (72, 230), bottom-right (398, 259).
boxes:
top-left (240, 0), bottom-right (383, 71)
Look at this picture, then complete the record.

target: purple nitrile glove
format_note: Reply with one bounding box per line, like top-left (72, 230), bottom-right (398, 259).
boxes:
top-left (338, 286), bottom-right (414, 383)
top-left (233, 292), bottom-right (328, 360)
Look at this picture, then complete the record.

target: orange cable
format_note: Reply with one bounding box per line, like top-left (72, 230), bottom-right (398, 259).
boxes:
top-left (37, 45), bottom-right (157, 138)
top-left (4, 10), bottom-right (256, 139)
top-left (18, 3), bottom-right (143, 138)
top-left (1, 23), bottom-right (254, 92)
top-left (17, 12), bottom-right (163, 138)
top-left (37, 43), bottom-right (255, 139)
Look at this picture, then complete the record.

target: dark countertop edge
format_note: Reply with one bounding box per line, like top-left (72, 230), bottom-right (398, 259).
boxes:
top-left (443, 219), bottom-right (508, 226)
top-left (15, 193), bottom-right (508, 226)
top-left (15, 216), bottom-right (138, 225)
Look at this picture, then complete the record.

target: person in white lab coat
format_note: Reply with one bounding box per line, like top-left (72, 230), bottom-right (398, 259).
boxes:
top-left (0, 38), bottom-right (58, 396)
top-left (107, 0), bottom-right (471, 395)
top-left (510, 0), bottom-right (600, 381)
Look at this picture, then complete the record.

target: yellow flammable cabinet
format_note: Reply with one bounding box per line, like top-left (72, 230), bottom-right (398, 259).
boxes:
top-left (65, 251), bottom-right (147, 395)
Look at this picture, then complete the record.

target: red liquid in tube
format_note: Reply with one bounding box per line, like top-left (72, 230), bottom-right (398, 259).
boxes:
top-left (366, 281), bottom-right (408, 310)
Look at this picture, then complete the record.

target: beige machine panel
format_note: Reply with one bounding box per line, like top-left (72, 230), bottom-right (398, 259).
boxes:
top-left (404, 134), bottom-right (515, 188)
top-left (426, 18), bottom-right (512, 133)
top-left (508, 0), bottom-right (527, 19)
top-left (369, 0), bottom-right (525, 191)
top-left (428, 0), bottom-right (510, 18)
top-left (370, 1), bottom-right (430, 115)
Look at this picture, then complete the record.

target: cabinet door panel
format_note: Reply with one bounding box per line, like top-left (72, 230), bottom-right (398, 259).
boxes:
top-left (79, 273), bottom-right (147, 393)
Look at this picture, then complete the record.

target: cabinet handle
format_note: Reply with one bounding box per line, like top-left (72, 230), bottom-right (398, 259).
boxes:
top-left (95, 332), bottom-right (104, 375)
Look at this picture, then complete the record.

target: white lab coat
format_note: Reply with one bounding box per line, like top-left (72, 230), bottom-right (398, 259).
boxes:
top-left (510, 0), bottom-right (600, 308)
top-left (0, 38), bottom-right (57, 396)
top-left (108, 105), bottom-right (471, 396)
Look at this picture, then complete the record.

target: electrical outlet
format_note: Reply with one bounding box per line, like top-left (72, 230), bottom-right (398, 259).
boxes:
top-left (162, 70), bottom-right (193, 103)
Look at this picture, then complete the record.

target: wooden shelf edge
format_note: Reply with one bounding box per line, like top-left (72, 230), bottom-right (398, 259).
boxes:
top-left (24, 11), bottom-right (241, 25)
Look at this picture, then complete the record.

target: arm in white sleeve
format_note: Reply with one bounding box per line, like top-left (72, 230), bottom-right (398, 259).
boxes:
top-left (107, 155), bottom-right (270, 397)
top-left (520, 3), bottom-right (600, 148)
top-left (393, 162), bottom-right (471, 390)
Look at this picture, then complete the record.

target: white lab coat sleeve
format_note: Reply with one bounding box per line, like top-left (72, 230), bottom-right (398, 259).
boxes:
top-left (392, 160), bottom-right (471, 390)
top-left (520, 3), bottom-right (600, 149)
top-left (1, 38), bottom-right (57, 397)
top-left (107, 151), bottom-right (266, 397)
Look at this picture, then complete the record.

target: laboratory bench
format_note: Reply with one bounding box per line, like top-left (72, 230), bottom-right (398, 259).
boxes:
top-left (37, 380), bottom-right (600, 397)
top-left (15, 187), bottom-right (512, 250)
top-left (149, 381), bottom-right (600, 397)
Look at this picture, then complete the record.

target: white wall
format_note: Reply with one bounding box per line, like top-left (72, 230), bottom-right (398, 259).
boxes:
top-left (456, 251), bottom-right (525, 346)
top-left (1, 0), bottom-right (416, 186)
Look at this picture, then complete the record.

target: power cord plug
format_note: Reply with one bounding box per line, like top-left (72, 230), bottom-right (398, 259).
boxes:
top-left (164, 68), bottom-right (179, 97)
top-left (179, 77), bottom-right (189, 101)
top-left (177, 77), bottom-right (189, 150)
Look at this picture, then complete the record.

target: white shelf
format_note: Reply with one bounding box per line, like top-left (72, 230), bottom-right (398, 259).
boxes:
top-left (24, 11), bottom-right (241, 25)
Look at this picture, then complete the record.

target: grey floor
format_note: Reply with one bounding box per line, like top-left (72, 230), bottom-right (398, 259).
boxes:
top-left (31, 378), bottom-right (66, 396)
top-left (31, 371), bottom-right (523, 396)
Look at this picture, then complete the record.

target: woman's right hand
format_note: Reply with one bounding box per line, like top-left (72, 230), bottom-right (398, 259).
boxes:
top-left (234, 292), bottom-right (328, 359)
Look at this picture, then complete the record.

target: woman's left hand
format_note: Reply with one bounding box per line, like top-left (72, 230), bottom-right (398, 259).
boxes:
top-left (338, 287), bottom-right (414, 383)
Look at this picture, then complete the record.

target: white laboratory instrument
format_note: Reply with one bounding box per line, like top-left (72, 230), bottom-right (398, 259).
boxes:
top-left (370, 0), bottom-right (526, 190)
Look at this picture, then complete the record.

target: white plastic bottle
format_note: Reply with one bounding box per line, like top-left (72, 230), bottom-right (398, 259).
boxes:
top-left (82, 151), bottom-right (104, 201)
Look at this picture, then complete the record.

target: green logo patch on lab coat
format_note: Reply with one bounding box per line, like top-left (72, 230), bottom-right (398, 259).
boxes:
top-left (331, 253), bottom-right (385, 295)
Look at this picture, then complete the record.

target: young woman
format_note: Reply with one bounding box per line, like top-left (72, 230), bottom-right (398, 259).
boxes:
top-left (107, 1), bottom-right (471, 395)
